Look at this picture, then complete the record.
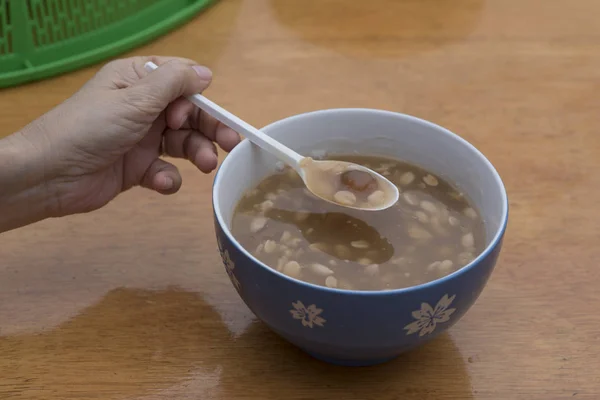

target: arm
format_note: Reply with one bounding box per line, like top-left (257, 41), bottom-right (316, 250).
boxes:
top-left (0, 130), bottom-right (54, 233)
top-left (0, 56), bottom-right (239, 235)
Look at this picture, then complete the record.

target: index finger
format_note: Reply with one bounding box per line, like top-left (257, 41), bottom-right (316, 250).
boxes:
top-left (176, 106), bottom-right (241, 152)
top-left (88, 56), bottom-right (199, 90)
top-left (166, 94), bottom-right (242, 152)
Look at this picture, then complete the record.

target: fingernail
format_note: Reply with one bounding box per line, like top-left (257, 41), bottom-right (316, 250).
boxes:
top-left (178, 114), bottom-right (187, 129)
top-left (162, 176), bottom-right (174, 190)
top-left (192, 65), bottom-right (212, 81)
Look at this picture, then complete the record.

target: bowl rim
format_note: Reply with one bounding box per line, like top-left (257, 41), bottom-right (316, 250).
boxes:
top-left (213, 108), bottom-right (509, 296)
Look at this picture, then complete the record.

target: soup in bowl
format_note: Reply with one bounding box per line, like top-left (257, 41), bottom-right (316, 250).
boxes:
top-left (212, 108), bottom-right (508, 366)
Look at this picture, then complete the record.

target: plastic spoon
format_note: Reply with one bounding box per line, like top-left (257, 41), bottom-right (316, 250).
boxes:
top-left (144, 61), bottom-right (399, 211)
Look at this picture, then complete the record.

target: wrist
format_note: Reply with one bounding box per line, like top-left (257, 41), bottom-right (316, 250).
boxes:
top-left (0, 131), bottom-right (56, 232)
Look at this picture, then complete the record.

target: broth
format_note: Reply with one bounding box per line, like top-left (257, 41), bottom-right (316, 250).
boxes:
top-left (231, 154), bottom-right (485, 291)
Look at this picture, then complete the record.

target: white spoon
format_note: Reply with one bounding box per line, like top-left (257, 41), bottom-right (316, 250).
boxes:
top-left (144, 61), bottom-right (399, 211)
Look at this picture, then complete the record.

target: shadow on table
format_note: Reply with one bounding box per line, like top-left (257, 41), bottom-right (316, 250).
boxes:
top-left (0, 287), bottom-right (472, 399)
top-left (269, 0), bottom-right (484, 59)
top-left (224, 321), bottom-right (474, 400)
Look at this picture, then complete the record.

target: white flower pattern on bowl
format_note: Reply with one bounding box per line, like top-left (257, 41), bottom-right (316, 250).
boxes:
top-left (290, 301), bottom-right (326, 328)
top-left (404, 294), bottom-right (456, 337)
top-left (217, 236), bottom-right (241, 291)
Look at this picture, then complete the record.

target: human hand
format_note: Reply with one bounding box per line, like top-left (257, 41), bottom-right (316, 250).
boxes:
top-left (7, 56), bottom-right (240, 222)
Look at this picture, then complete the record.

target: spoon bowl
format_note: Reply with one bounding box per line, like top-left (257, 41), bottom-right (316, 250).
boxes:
top-left (300, 159), bottom-right (399, 211)
top-left (144, 61), bottom-right (400, 211)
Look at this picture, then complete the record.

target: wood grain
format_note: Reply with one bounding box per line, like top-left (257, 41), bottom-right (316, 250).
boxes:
top-left (1, 0), bottom-right (599, 398)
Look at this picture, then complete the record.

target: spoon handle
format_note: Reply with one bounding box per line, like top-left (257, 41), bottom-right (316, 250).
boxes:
top-left (144, 62), bottom-right (304, 169)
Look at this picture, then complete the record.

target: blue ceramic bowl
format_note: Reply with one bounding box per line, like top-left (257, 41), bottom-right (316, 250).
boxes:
top-left (213, 109), bottom-right (508, 366)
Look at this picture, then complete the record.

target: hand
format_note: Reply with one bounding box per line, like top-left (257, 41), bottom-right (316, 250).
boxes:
top-left (5, 56), bottom-right (240, 224)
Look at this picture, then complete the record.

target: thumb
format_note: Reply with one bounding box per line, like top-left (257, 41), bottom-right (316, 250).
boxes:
top-left (125, 60), bottom-right (212, 116)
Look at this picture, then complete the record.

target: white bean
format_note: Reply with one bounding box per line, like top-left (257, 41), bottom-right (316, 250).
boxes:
top-left (281, 230), bottom-right (292, 243)
top-left (265, 192), bottom-right (277, 201)
top-left (420, 200), bottom-right (438, 214)
top-left (427, 261), bottom-right (442, 271)
top-left (325, 276), bottom-right (338, 288)
top-left (277, 255), bottom-right (289, 271)
top-left (351, 240), bottom-right (370, 249)
top-left (358, 258), bottom-right (373, 266)
top-left (289, 238), bottom-right (302, 247)
top-left (295, 211), bottom-right (310, 221)
top-left (367, 190), bottom-right (385, 206)
top-left (244, 188), bottom-right (259, 199)
top-left (458, 252), bottom-right (475, 264)
top-left (403, 192), bottom-right (419, 206)
top-left (334, 244), bottom-right (352, 259)
top-left (448, 216), bottom-right (460, 226)
top-left (399, 172), bottom-right (415, 185)
top-left (415, 211), bottom-right (429, 223)
top-left (333, 190), bottom-right (357, 206)
top-left (408, 225), bottom-right (433, 240)
top-left (250, 216), bottom-right (267, 233)
top-left (423, 174), bottom-right (439, 186)
top-left (310, 263), bottom-right (334, 276)
top-left (264, 240), bottom-right (277, 253)
top-left (448, 191), bottom-right (463, 200)
top-left (309, 242), bottom-right (328, 253)
top-left (255, 243), bottom-right (264, 254)
top-left (464, 207), bottom-right (478, 219)
top-left (431, 216), bottom-right (449, 236)
top-left (259, 200), bottom-right (274, 212)
top-left (333, 244), bottom-right (352, 260)
top-left (462, 232), bottom-right (475, 248)
top-left (439, 259), bottom-right (454, 272)
top-left (375, 163), bottom-right (393, 174)
top-left (283, 261), bottom-right (302, 278)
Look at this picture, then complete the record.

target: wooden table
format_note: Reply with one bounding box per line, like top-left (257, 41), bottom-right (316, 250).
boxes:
top-left (1, 0), bottom-right (599, 398)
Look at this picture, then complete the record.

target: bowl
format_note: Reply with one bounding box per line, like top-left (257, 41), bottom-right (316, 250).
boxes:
top-left (212, 108), bottom-right (508, 366)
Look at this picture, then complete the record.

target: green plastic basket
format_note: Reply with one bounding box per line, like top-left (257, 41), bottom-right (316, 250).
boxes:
top-left (0, 0), bottom-right (215, 88)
